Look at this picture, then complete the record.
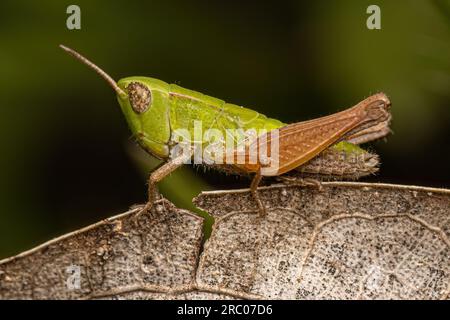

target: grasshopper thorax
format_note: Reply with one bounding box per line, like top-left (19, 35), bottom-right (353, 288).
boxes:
top-left (127, 82), bottom-right (152, 113)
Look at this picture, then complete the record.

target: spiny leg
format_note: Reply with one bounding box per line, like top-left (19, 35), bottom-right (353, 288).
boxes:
top-left (250, 169), bottom-right (266, 217)
top-left (135, 154), bottom-right (189, 223)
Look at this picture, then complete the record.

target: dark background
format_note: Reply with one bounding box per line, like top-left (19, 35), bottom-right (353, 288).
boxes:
top-left (0, 0), bottom-right (449, 258)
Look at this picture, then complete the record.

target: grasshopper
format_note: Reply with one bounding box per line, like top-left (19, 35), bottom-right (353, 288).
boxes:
top-left (60, 45), bottom-right (391, 216)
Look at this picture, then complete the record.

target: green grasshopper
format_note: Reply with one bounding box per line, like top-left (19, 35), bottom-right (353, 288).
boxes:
top-left (60, 45), bottom-right (391, 216)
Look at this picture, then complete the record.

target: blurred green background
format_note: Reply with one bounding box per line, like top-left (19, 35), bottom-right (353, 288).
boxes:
top-left (0, 0), bottom-right (449, 259)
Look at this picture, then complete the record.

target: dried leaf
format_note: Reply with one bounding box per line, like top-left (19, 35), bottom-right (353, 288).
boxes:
top-left (1, 183), bottom-right (449, 299)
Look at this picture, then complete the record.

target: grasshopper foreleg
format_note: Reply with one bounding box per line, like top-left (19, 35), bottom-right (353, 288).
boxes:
top-left (147, 155), bottom-right (189, 208)
top-left (134, 153), bottom-right (190, 223)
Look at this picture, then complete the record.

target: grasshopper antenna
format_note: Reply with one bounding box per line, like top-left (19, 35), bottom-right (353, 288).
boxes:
top-left (59, 44), bottom-right (127, 98)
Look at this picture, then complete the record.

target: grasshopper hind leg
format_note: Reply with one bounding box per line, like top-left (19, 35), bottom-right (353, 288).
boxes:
top-left (276, 175), bottom-right (324, 191)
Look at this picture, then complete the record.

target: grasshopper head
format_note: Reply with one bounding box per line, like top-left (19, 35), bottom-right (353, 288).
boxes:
top-left (115, 76), bottom-right (171, 135)
top-left (115, 77), bottom-right (172, 158)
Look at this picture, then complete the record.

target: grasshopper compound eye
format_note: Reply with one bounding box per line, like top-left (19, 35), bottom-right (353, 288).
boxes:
top-left (127, 82), bottom-right (152, 114)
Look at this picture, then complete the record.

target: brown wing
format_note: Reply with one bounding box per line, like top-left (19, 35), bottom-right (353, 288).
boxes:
top-left (230, 93), bottom-right (391, 176)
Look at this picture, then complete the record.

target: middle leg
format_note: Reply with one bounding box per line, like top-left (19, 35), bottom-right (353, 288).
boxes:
top-left (250, 169), bottom-right (266, 217)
